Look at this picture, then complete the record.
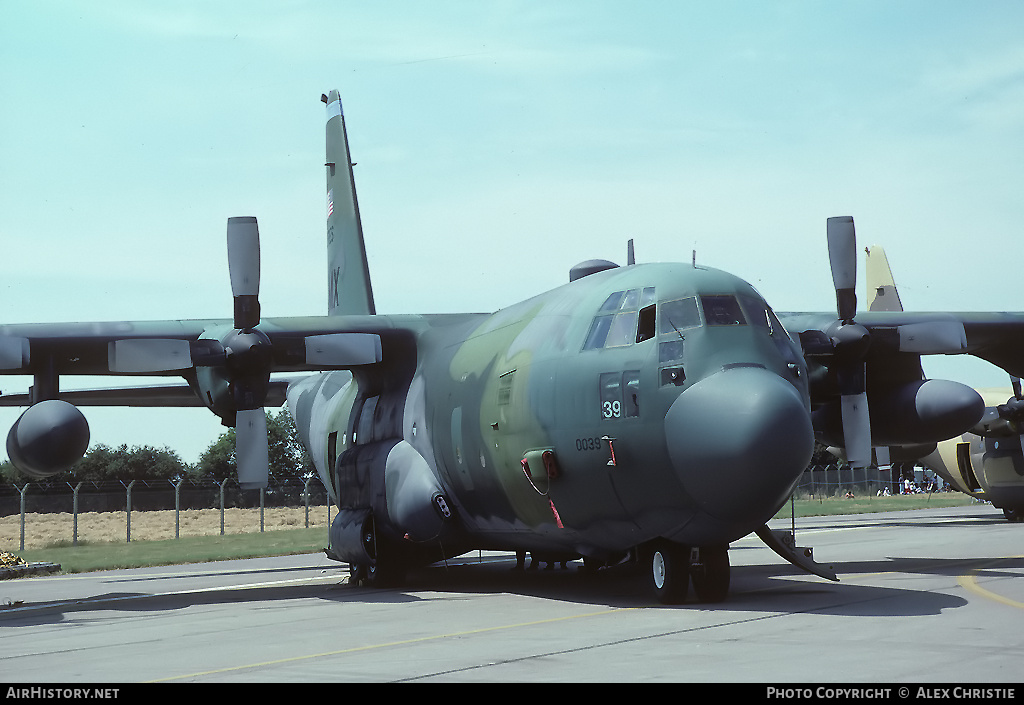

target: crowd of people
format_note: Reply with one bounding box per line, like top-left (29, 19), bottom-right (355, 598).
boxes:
top-left (874, 472), bottom-right (944, 496)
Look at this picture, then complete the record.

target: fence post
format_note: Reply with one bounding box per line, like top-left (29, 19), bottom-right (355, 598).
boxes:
top-left (70, 481), bottom-right (83, 547)
top-left (172, 479), bottom-right (182, 539)
top-left (16, 483), bottom-right (29, 551)
top-left (259, 487), bottom-right (265, 533)
top-left (303, 477), bottom-right (313, 528)
top-left (217, 480), bottom-right (226, 535)
top-left (123, 480), bottom-right (136, 543)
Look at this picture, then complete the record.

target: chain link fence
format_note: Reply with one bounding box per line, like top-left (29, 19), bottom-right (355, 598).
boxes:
top-left (1, 476), bottom-right (332, 550)
top-left (3, 465), bottom-right (953, 551)
top-left (795, 464), bottom-right (947, 498)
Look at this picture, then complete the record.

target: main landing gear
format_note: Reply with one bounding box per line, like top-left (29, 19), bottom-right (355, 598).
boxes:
top-left (348, 519), bottom-right (406, 588)
top-left (648, 541), bottom-right (730, 605)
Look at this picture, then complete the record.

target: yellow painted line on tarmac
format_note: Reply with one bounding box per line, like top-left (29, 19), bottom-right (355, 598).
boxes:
top-left (958, 555), bottom-right (1024, 610)
top-left (146, 606), bottom-right (634, 682)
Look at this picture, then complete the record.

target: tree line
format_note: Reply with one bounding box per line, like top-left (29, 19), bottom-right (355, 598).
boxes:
top-left (0, 409), bottom-right (315, 486)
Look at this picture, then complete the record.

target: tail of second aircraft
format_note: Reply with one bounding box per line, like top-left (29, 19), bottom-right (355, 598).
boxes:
top-left (865, 245), bottom-right (903, 312)
top-left (322, 90), bottom-right (376, 316)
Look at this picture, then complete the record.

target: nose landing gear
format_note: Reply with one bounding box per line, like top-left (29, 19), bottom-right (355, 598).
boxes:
top-left (647, 541), bottom-right (731, 605)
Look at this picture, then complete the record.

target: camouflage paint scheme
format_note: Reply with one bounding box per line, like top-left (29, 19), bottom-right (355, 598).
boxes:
top-left (4, 89), bottom-right (1024, 601)
top-left (286, 259), bottom-right (814, 572)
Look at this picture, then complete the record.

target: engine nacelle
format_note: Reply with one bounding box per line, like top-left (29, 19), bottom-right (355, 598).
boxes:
top-left (814, 379), bottom-right (984, 448)
top-left (7, 400), bottom-right (90, 479)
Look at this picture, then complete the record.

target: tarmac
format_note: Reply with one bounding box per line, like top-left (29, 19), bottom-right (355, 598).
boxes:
top-left (0, 504), bottom-right (1021, 683)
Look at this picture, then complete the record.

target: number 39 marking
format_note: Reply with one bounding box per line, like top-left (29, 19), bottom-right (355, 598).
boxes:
top-left (602, 400), bottom-right (621, 419)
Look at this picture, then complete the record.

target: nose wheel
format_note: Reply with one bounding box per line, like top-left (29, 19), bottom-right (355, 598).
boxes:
top-left (648, 542), bottom-right (731, 604)
top-left (651, 541), bottom-right (689, 604)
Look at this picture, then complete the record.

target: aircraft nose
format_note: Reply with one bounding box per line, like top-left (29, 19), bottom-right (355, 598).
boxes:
top-left (664, 366), bottom-right (814, 525)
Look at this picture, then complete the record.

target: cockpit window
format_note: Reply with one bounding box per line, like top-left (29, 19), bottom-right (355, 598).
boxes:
top-left (740, 295), bottom-right (791, 336)
top-left (604, 310), bottom-right (638, 347)
top-left (598, 291), bottom-right (625, 313)
top-left (659, 297), bottom-right (701, 335)
top-left (583, 287), bottom-right (657, 350)
top-left (700, 295), bottom-right (746, 326)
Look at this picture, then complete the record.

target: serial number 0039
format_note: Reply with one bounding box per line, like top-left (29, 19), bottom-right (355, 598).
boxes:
top-left (575, 437), bottom-right (605, 452)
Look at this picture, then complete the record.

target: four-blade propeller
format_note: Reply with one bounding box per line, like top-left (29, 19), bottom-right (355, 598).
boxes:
top-left (825, 216), bottom-right (873, 468)
top-left (824, 217), bottom-right (971, 468)
top-left (107, 216), bottom-right (381, 489)
top-left (225, 216), bottom-right (272, 489)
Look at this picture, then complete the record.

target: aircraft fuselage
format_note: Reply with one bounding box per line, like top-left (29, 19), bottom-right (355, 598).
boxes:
top-left (288, 261), bottom-right (815, 568)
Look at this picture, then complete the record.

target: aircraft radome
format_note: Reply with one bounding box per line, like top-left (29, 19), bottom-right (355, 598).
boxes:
top-left (1, 91), bottom-right (1020, 604)
top-left (862, 246), bottom-right (1024, 523)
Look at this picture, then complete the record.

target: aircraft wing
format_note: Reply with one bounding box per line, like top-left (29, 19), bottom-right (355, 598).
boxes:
top-left (770, 217), bottom-right (1024, 469)
top-left (0, 314), bottom-right (391, 381)
top-left (0, 380), bottom-right (294, 408)
top-left (780, 309), bottom-right (1024, 378)
top-left (0, 308), bottom-right (400, 485)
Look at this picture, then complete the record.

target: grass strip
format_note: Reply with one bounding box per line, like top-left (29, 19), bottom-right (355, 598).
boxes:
top-left (15, 526), bottom-right (329, 574)
top-left (775, 492), bottom-right (980, 518)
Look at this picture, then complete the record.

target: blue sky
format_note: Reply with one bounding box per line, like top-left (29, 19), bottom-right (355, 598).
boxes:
top-left (2, 1), bottom-right (1023, 464)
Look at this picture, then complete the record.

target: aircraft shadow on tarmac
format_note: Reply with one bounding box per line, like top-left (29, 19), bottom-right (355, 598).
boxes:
top-left (7, 549), bottom-right (1019, 628)
top-left (312, 552), bottom-right (981, 617)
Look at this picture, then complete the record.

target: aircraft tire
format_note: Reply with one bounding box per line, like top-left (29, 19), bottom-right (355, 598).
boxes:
top-left (365, 558), bottom-right (405, 587)
top-left (691, 545), bottom-right (730, 603)
top-left (649, 541), bottom-right (689, 604)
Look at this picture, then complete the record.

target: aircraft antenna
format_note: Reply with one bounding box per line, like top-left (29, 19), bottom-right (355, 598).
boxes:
top-left (692, 249), bottom-right (696, 267)
top-left (627, 239), bottom-right (635, 266)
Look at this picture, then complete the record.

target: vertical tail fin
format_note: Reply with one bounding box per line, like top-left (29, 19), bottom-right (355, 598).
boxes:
top-left (865, 245), bottom-right (903, 312)
top-left (323, 90), bottom-right (375, 316)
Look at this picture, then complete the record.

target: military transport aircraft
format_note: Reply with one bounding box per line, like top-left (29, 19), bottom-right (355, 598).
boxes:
top-left (862, 246), bottom-right (1024, 522)
top-left (1, 90), bottom-right (1021, 604)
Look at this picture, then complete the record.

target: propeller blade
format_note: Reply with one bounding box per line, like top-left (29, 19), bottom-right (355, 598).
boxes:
top-left (826, 216), bottom-right (857, 322)
top-left (108, 339), bottom-right (193, 373)
top-left (236, 408), bottom-right (269, 490)
top-left (227, 216), bottom-right (261, 329)
top-left (840, 390), bottom-right (872, 469)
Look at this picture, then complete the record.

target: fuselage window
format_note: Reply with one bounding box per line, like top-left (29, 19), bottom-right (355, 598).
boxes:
top-left (701, 295), bottom-right (746, 326)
